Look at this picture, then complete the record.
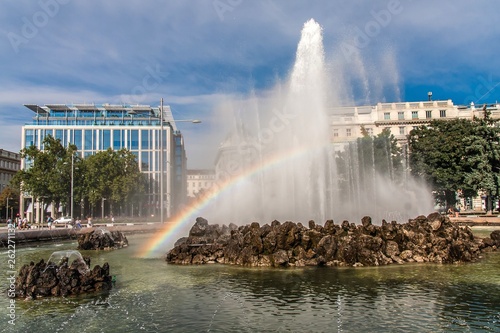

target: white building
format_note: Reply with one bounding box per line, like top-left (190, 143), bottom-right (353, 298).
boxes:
top-left (329, 99), bottom-right (499, 211)
top-left (330, 99), bottom-right (499, 145)
top-left (187, 169), bottom-right (215, 198)
top-left (0, 149), bottom-right (20, 193)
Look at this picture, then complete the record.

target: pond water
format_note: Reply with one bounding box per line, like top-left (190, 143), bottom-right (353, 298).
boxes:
top-left (1, 232), bottom-right (499, 332)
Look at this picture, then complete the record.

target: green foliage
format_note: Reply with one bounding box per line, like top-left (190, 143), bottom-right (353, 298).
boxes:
top-left (84, 148), bottom-right (147, 211)
top-left (14, 136), bottom-right (147, 217)
top-left (14, 136), bottom-right (76, 213)
top-left (0, 186), bottom-right (19, 214)
top-left (408, 110), bottom-right (500, 206)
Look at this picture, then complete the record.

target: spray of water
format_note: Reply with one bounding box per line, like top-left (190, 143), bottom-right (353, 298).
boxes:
top-left (205, 19), bottom-right (433, 225)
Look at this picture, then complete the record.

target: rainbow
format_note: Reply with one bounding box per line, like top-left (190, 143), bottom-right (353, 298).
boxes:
top-left (138, 144), bottom-right (314, 258)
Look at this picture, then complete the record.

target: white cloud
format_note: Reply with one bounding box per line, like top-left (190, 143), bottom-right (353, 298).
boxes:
top-left (1, 0), bottom-right (500, 166)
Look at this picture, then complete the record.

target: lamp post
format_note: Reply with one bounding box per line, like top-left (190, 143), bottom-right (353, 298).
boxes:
top-left (160, 98), bottom-right (164, 223)
top-left (159, 98), bottom-right (201, 223)
top-left (64, 154), bottom-right (75, 223)
top-left (70, 153), bottom-right (74, 222)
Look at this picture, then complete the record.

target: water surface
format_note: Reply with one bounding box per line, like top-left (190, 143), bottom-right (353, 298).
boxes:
top-left (1, 233), bottom-right (499, 332)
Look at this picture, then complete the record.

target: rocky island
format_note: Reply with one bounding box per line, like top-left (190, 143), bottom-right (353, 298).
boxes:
top-left (77, 228), bottom-right (128, 250)
top-left (14, 251), bottom-right (112, 298)
top-left (167, 213), bottom-right (499, 267)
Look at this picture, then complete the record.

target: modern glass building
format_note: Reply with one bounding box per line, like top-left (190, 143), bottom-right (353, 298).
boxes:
top-left (21, 103), bottom-right (187, 223)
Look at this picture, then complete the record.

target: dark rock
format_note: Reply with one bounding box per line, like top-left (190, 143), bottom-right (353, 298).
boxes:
top-left (15, 256), bottom-right (112, 298)
top-left (165, 215), bottom-right (497, 267)
top-left (189, 217), bottom-right (209, 237)
top-left (77, 229), bottom-right (128, 250)
top-left (361, 216), bottom-right (372, 228)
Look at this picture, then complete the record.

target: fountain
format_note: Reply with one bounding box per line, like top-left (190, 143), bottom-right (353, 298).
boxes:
top-left (206, 19), bottom-right (433, 225)
top-left (14, 250), bottom-right (112, 298)
top-left (77, 227), bottom-right (128, 250)
top-left (46, 250), bottom-right (90, 274)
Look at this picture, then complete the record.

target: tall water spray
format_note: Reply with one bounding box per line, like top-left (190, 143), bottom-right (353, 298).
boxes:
top-left (208, 19), bottom-right (433, 225)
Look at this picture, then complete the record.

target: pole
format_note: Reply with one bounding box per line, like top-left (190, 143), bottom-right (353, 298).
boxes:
top-left (160, 98), bottom-right (164, 223)
top-left (71, 154), bottom-right (74, 222)
top-left (6, 196), bottom-right (8, 220)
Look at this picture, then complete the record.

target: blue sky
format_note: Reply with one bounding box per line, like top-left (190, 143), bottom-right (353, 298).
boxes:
top-left (1, 0), bottom-right (499, 168)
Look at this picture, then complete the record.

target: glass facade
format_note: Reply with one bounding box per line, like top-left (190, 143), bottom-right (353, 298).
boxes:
top-left (21, 104), bottom-right (187, 220)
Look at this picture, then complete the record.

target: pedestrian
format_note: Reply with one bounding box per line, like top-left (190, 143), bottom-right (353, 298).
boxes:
top-left (47, 215), bottom-right (53, 229)
top-left (447, 207), bottom-right (454, 217)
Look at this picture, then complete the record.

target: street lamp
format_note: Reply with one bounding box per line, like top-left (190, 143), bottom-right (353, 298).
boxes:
top-left (64, 154), bottom-right (75, 223)
top-left (71, 154), bottom-right (74, 222)
top-left (159, 98), bottom-right (201, 223)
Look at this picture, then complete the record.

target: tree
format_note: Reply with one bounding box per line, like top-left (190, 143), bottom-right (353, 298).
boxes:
top-left (13, 135), bottom-right (77, 216)
top-left (461, 108), bottom-right (500, 212)
top-left (14, 137), bottom-right (148, 218)
top-left (335, 128), bottom-right (403, 196)
top-left (408, 109), bottom-right (500, 210)
top-left (84, 148), bottom-right (146, 215)
top-left (0, 186), bottom-right (19, 219)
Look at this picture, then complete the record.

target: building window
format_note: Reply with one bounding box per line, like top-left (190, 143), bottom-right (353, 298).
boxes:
top-left (346, 128), bottom-right (351, 137)
top-left (333, 129), bottom-right (339, 137)
top-left (384, 112), bottom-right (390, 120)
top-left (366, 128), bottom-right (373, 136)
top-left (440, 110), bottom-right (446, 118)
top-left (411, 111), bottom-right (418, 119)
top-left (84, 129), bottom-right (92, 150)
top-left (74, 130), bottom-right (83, 150)
top-left (130, 130), bottom-right (139, 150)
top-left (102, 130), bottom-right (111, 150)
top-left (426, 110), bottom-right (432, 119)
top-left (399, 127), bottom-right (405, 135)
top-left (141, 130), bottom-right (149, 149)
top-left (398, 112), bottom-right (404, 120)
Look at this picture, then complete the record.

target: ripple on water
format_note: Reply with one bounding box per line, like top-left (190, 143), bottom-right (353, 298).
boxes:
top-left (3, 234), bottom-right (500, 332)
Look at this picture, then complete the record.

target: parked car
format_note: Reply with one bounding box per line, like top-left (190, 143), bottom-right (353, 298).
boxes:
top-left (54, 216), bottom-right (72, 224)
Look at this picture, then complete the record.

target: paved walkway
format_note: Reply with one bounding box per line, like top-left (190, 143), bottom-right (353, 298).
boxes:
top-left (0, 222), bottom-right (166, 247)
top-left (449, 215), bottom-right (500, 226)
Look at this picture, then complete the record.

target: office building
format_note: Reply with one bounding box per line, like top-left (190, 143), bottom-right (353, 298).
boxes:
top-left (21, 103), bottom-right (187, 222)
